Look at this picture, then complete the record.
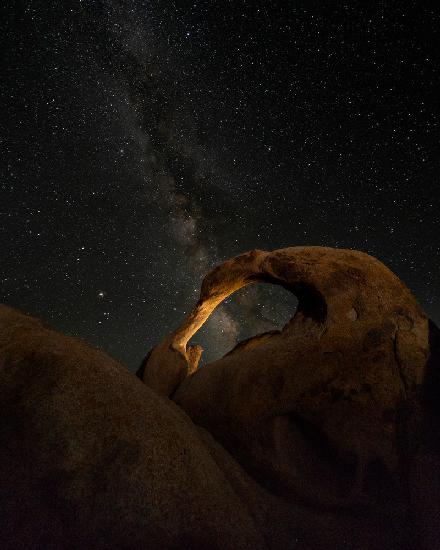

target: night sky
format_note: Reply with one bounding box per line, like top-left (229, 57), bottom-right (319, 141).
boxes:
top-left (1, 1), bottom-right (439, 370)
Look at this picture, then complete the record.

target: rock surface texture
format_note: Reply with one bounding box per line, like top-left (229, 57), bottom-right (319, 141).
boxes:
top-left (1, 246), bottom-right (439, 548)
top-left (0, 305), bottom-right (265, 549)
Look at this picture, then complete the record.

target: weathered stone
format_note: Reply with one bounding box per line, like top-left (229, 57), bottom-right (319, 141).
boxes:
top-left (141, 247), bottom-right (429, 512)
top-left (0, 304), bottom-right (265, 549)
top-left (1, 246), bottom-right (438, 549)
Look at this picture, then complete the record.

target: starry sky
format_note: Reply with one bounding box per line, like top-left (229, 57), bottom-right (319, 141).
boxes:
top-left (1, 1), bottom-right (439, 370)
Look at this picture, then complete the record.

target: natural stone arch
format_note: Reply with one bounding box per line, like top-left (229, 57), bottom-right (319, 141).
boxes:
top-left (139, 247), bottom-right (331, 396)
top-left (188, 282), bottom-right (299, 365)
top-left (139, 246), bottom-right (428, 399)
top-left (139, 246), bottom-right (430, 508)
top-left (171, 249), bottom-right (326, 354)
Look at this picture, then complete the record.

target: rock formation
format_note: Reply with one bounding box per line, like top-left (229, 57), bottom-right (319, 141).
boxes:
top-left (141, 247), bottom-right (428, 503)
top-left (1, 246), bottom-right (439, 548)
top-left (0, 304), bottom-right (266, 549)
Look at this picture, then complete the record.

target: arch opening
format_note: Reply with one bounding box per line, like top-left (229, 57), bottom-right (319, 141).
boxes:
top-left (189, 282), bottom-right (298, 364)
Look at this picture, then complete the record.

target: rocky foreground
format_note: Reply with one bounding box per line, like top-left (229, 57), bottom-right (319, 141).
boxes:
top-left (1, 247), bottom-right (439, 549)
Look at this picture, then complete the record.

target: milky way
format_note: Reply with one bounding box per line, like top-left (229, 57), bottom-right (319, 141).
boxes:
top-left (1, 1), bottom-right (439, 369)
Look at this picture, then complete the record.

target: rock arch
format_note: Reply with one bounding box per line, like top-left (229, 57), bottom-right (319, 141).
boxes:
top-left (139, 246), bottom-right (430, 508)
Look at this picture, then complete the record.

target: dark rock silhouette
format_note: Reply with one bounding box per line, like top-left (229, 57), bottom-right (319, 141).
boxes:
top-left (0, 304), bottom-right (266, 549)
top-left (1, 247), bottom-right (439, 548)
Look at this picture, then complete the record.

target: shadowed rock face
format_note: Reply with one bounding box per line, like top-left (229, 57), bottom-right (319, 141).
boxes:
top-left (141, 247), bottom-right (429, 510)
top-left (1, 247), bottom-right (438, 549)
top-left (0, 305), bottom-right (266, 549)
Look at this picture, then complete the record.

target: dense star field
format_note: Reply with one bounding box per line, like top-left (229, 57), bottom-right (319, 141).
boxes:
top-left (1, 1), bottom-right (439, 369)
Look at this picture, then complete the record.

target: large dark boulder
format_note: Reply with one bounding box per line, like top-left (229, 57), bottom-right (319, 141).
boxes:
top-left (0, 304), bottom-right (265, 549)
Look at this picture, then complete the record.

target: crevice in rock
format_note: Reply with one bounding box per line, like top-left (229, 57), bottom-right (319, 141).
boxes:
top-left (393, 328), bottom-right (408, 398)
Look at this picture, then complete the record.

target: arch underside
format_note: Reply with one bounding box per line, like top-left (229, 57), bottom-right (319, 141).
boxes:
top-left (171, 251), bottom-right (328, 359)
